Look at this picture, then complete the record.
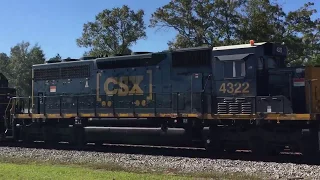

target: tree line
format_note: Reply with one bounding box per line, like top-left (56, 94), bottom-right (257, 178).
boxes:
top-left (0, 0), bottom-right (319, 96)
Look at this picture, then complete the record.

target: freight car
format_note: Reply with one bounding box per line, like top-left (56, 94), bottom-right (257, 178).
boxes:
top-left (5, 41), bottom-right (320, 156)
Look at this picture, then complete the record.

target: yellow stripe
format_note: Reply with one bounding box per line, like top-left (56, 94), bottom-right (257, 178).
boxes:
top-left (13, 113), bottom-right (313, 121)
top-left (264, 114), bottom-right (311, 121)
top-left (63, 113), bottom-right (77, 118)
top-left (203, 114), bottom-right (257, 120)
top-left (80, 113), bottom-right (95, 117)
top-left (97, 113), bottom-right (113, 117)
top-left (137, 113), bottom-right (153, 117)
top-left (47, 114), bottom-right (60, 118)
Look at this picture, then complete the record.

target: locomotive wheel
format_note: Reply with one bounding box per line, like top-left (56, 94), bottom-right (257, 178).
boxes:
top-left (71, 124), bottom-right (85, 149)
top-left (204, 127), bottom-right (224, 155)
top-left (249, 136), bottom-right (268, 156)
top-left (42, 126), bottom-right (58, 146)
top-left (205, 138), bottom-right (224, 154)
top-left (299, 129), bottom-right (319, 157)
top-left (95, 141), bottom-right (105, 147)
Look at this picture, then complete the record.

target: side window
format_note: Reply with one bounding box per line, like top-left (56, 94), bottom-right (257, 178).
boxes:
top-left (258, 57), bottom-right (264, 70)
top-left (223, 61), bottom-right (233, 78)
top-left (224, 61), bottom-right (246, 78)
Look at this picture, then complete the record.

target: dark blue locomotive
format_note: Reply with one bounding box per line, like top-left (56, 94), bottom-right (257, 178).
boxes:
top-left (31, 41), bottom-right (289, 117)
top-left (9, 41), bottom-right (320, 155)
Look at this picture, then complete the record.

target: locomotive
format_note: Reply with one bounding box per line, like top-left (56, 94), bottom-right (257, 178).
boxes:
top-left (3, 40), bottom-right (320, 156)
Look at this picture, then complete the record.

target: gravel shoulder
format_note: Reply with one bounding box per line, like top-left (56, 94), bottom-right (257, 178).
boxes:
top-left (0, 146), bottom-right (318, 179)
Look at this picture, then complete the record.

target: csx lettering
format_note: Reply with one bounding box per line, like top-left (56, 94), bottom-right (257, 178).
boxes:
top-left (219, 82), bottom-right (250, 94)
top-left (104, 76), bottom-right (144, 96)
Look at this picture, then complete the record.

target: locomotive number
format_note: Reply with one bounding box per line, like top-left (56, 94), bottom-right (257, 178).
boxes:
top-left (219, 82), bottom-right (250, 94)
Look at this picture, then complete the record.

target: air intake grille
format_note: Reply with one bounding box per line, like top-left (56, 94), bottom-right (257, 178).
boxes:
top-left (217, 98), bottom-right (253, 114)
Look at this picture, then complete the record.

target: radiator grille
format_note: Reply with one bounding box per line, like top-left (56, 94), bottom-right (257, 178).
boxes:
top-left (217, 98), bottom-right (253, 114)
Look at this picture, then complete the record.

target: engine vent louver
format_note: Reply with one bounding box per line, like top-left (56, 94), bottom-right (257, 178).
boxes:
top-left (217, 98), bottom-right (252, 114)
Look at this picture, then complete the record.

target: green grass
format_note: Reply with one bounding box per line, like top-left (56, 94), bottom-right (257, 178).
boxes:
top-left (0, 156), bottom-right (263, 180)
top-left (0, 162), bottom-right (190, 180)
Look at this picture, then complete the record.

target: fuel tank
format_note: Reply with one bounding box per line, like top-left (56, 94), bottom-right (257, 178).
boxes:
top-left (84, 127), bottom-right (209, 147)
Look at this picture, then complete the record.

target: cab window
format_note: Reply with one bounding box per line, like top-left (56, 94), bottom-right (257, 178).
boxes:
top-left (224, 60), bottom-right (246, 78)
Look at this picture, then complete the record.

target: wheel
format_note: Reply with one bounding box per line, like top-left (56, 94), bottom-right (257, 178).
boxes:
top-left (70, 124), bottom-right (86, 149)
top-left (204, 130), bottom-right (224, 155)
top-left (249, 136), bottom-right (268, 156)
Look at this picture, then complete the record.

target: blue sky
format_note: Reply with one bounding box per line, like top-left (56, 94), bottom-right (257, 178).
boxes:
top-left (0, 0), bottom-right (319, 59)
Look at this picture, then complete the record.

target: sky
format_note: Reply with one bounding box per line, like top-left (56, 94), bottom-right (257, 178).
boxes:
top-left (0, 0), bottom-right (319, 60)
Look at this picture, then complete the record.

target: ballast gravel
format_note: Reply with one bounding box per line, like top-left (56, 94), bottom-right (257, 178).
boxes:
top-left (0, 146), bottom-right (319, 179)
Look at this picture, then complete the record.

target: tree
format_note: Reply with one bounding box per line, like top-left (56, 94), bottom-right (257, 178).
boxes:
top-left (149, 0), bottom-right (244, 49)
top-left (284, 2), bottom-right (320, 66)
top-left (76, 5), bottom-right (146, 56)
top-left (8, 41), bottom-right (45, 96)
top-left (150, 0), bottom-right (320, 66)
top-left (48, 53), bottom-right (62, 61)
top-left (236, 0), bottom-right (286, 43)
top-left (0, 53), bottom-right (10, 78)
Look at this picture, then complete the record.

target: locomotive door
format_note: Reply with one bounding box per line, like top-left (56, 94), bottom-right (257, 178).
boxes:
top-left (37, 92), bottom-right (45, 114)
top-left (190, 73), bottom-right (204, 113)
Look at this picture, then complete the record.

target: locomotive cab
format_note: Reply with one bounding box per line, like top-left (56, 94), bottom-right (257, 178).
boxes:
top-left (212, 41), bottom-right (292, 115)
top-left (256, 42), bottom-right (287, 97)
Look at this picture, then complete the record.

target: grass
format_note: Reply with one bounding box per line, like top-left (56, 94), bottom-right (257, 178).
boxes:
top-left (0, 156), bottom-right (264, 180)
top-left (0, 162), bottom-right (190, 180)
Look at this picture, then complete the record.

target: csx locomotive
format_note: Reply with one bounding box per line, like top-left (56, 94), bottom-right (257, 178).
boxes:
top-left (3, 41), bottom-right (320, 156)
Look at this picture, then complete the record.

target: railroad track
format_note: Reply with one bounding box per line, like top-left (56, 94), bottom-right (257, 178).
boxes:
top-left (0, 141), bottom-right (319, 179)
top-left (0, 140), bottom-right (315, 165)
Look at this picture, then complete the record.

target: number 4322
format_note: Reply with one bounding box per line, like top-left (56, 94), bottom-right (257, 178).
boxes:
top-left (219, 82), bottom-right (250, 94)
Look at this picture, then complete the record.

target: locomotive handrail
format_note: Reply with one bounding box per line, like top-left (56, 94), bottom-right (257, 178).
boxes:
top-left (11, 93), bottom-right (293, 118)
top-left (12, 92), bottom-right (205, 117)
top-left (4, 97), bottom-right (13, 129)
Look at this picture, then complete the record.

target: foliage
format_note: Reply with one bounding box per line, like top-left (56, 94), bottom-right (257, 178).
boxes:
top-left (76, 5), bottom-right (146, 56)
top-left (0, 53), bottom-right (10, 78)
top-left (150, 0), bottom-right (320, 66)
top-left (7, 41), bottom-right (45, 96)
top-left (149, 0), bottom-right (244, 49)
top-left (283, 2), bottom-right (320, 66)
top-left (48, 53), bottom-right (62, 61)
top-left (236, 0), bottom-right (286, 43)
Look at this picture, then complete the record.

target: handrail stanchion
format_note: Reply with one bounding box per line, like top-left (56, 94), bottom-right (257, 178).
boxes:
top-left (76, 96), bottom-right (79, 117)
top-left (21, 98), bottom-right (24, 114)
top-left (112, 95), bottom-right (115, 117)
top-left (154, 92), bottom-right (156, 117)
top-left (59, 95), bottom-right (62, 117)
top-left (177, 92), bottom-right (179, 116)
top-left (43, 96), bottom-right (46, 116)
top-left (28, 96), bottom-right (31, 114)
top-left (170, 93), bottom-right (174, 113)
top-left (94, 94), bottom-right (97, 117)
top-left (132, 94), bottom-right (135, 116)
top-left (201, 92), bottom-right (204, 118)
